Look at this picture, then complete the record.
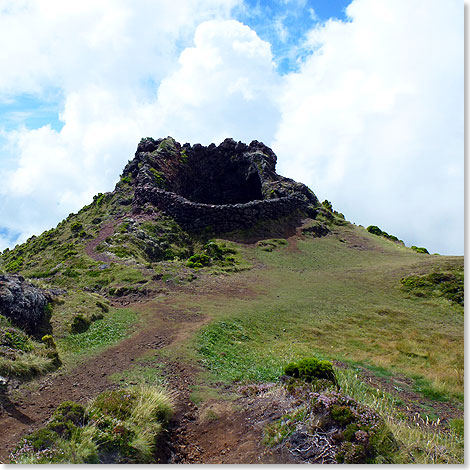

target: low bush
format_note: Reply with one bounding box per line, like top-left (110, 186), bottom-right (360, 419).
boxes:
top-left (411, 245), bottom-right (429, 254)
top-left (322, 200), bottom-right (333, 212)
top-left (367, 225), bottom-right (383, 236)
top-left (401, 269), bottom-right (463, 306)
top-left (265, 384), bottom-right (397, 464)
top-left (284, 357), bottom-right (336, 384)
top-left (70, 222), bottom-right (83, 233)
top-left (366, 225), bottom-right (404, 244)
top-left (187, 253), bottom-right (211, 268)
top-left (70, 315), bottom-right (91, 334)
top-left (11, 385), bottom-right (174, 464)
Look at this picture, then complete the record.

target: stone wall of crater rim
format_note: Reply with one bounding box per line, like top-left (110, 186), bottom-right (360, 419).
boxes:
top-left (135, 186), bottom-right (310, 231)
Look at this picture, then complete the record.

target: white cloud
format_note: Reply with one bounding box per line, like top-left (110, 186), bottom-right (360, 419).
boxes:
top-left (154, 19), bottom-right (280, 144)
top-left (0, 0), bottom-right (463, 256)
top-left (0, 6), bottom-right (279, 247)
top-left (273, 0), bottom-right (463, 254)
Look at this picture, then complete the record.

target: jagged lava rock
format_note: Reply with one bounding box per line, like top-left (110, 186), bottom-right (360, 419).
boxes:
top-left (124, 137), bottom-right (319, 232)
top-left (0, 274), bottom-right (52, 333)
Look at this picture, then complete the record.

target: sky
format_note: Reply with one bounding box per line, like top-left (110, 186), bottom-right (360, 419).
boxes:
top-left (0, 0), bottom-right (463, 255)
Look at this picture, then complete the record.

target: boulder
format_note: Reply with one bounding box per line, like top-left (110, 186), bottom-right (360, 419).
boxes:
top-left (0, 274), bottom-right (52, 333)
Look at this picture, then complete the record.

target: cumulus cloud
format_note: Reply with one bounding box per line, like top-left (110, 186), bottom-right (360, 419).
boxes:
top-left (273, 0), bottom-right (463, 254)
top-left (0, 2), bottom-right (279, 246)
top-left (0, 0), bottom-right (463, 256)
top-left (153, 19), bottom-right (280, 144)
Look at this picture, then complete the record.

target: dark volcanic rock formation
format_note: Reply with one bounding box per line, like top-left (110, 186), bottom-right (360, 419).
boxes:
top-left (124, 137), bottom-right (319, 232)
top-left (0, 274), bottom-right (52, 334)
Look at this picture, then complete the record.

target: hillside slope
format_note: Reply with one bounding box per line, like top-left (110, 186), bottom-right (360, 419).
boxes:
top-left (0, 138), bottom-right (463, 463)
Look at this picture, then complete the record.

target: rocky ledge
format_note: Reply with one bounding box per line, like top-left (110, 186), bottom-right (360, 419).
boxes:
top-left (123, 137), bottom-right (319, 232)
top-left (0, 274), bottom-right (52, 334)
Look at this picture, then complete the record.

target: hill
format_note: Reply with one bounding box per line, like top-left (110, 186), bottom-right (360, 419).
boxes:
top-left (0, 137), bottom-right (464, 463)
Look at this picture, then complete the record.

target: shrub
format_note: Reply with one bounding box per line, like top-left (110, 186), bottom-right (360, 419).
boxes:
top-left (53, 401), bottom-right (87, 427)
top-left (187, 253), bottom-right (211, 268)
top-left (330, 404), bottom-right (355, 425)
top-left (25, 428), bottom-right (59, 451)
top-left (322, 200), bottom-right (333, 212)
top-left (284, 362), bottom-right (299, 378)
top-left (411, 245), bottom-right (429, 254)
top-left (41, 334), bottom-right (56, 349)
top-left (70, 315), bottom-right (91, 334)
top-left (204, 241), bottom-right (224, 260)
top-left (90, 389), bottom-right (135, 420)
top-left (5, 256), bottom-right (24, 272)
top-left (284, 357), bottom-right (336, 384)
top-left (93, 193), bottom-right (105, 207)
top-left (367, 225), bottom-right (383, 236)
top-left (11, 385), bottom-right (174, 464)
top-left (3, 329), bottom-right (32, 351)
top-left (298, 357), bottom-right (336, 383)
top-left (265, 385), bottom-right (398, 464)
top-left (401, 269), bottom-right (463, 306)
top-left (70, 221), bottom-right (83, 233)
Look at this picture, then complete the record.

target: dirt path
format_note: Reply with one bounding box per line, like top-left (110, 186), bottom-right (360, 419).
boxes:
top-left (0, 272), bottom-right (282, 463)
top-left (85, 219), bottom-right (121, 263)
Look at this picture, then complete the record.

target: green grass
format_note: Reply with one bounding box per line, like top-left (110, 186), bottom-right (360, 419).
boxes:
top-left (336, 368), bottom-right (464, 463)
top-left (57, 308), bottom-right (138, 365)
top-left (192, 226), bottom-right (463, 400)
top-left (0, 315), bottom-right (59, 378)
top-left (110, 363), bottom-right (166, 386)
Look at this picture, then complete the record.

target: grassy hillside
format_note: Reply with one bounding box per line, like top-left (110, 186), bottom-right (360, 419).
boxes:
top-left (0, 194), bottom-right (463, 463)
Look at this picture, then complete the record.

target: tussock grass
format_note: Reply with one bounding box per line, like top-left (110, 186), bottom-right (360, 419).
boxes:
top-left (0, 351), bottom-right (55, 378)
top-left (0, 315), bottom-right (59, 378)
top-left (336, 368), bottom-right (464, 464)
top-left (11, 384), bottom-right (174, 464)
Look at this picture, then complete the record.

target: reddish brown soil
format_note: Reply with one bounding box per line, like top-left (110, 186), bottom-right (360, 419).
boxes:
top-left (85, 219), bottom-right (122, 263)
top-left (0, 301), bottom-right (182, 461)
top-left (0, 273), bottom-right (276, 463)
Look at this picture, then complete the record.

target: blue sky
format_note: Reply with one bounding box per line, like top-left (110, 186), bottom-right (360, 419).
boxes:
top-left (0, 0), bottom-right (463, 254)
top-left (0, 92), bottom-right (63, 133)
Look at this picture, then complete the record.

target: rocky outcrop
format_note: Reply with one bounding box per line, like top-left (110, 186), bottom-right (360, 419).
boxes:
top-left (124, 137), bottom-right (319, 232)
top-left (0, 274), bottom-right (52, 334)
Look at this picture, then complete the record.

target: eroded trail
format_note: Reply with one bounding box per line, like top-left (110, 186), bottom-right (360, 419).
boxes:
top-left (0, 273), bottom-right (286, 463)
top-left (0, 300), bottom-right (199, 461)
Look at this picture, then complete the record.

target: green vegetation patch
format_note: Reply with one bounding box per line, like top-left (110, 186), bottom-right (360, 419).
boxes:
top-left (186, 240), bottom-right (239, 270)
top-left (366, 225), bottom-right (403, 244)
top-left (284, 357), bottom-right (336, 384)
top-left (0, 315), bottom-right (59, 379)
top-left (110, 363), bottom-right (166, 387)
top-left (411, 246), bottom-right (429, 254)
top-left (197, 318), bottom-right (284, 382)
top-left (11, 385), bottom-right (173, 464)
top-left (401, 268), bottom-right (464, 306)
top-left (256, 238), bottom-right (288, 252)
top-left (57, 308), bottom-right (137, 364)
